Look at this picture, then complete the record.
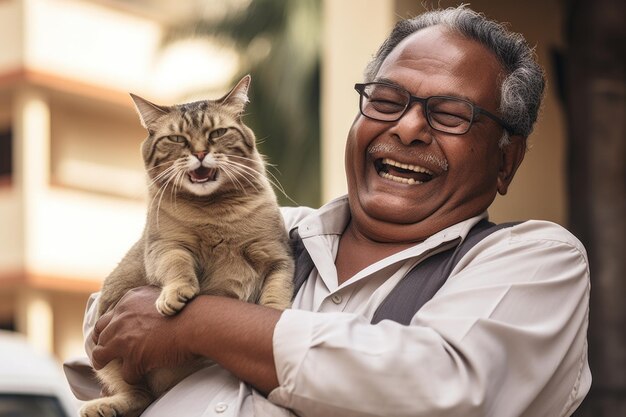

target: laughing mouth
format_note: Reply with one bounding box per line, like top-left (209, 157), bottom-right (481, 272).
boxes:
top-left (375, 158), bottom-right (434, 184)
top-left (189, 167), bottom-right (218, 183)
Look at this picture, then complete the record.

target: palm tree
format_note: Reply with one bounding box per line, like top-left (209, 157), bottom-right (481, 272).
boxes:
top-left (165, 0), bottom-right (321, 207)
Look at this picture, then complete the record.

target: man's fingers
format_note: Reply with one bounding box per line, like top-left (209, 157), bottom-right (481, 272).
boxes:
top-left (92, 345), bottom-right (113, 370)
top-left (92, 311), bottom-right (113, 346)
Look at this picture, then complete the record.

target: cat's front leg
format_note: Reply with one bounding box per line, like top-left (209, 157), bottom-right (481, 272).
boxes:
top-left (259, 257), bottom-right (295, 310)
top-left (146, 247), bottom-right (200, 316)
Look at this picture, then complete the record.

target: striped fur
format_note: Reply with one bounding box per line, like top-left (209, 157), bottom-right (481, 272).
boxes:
top-left (80, 76), bottom-right (294, 417)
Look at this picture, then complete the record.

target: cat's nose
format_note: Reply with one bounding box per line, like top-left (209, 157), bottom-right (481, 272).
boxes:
top-left (194, 152), bottom-right (207, 161)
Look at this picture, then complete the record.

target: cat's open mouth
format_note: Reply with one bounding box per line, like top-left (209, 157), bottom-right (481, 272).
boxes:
top-left (189, 167), bottom-right (218, 183)
top-left (374, 158), bottom-right (434, 185)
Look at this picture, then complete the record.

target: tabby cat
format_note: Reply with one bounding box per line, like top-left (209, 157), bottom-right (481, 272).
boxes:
top-left (79, 75), bottom-right (294, 417)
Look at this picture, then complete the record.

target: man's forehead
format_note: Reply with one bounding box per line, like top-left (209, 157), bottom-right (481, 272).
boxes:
top-left (383, 25), bottom-right (486, 67)
top-left (375, 25), bottom-right (503, 111)
top-left (376, 25), bottom-right (504, 102)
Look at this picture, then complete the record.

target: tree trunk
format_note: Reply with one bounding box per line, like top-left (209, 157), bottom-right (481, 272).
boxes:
top-left (562, 0), bottom-right (626, 415)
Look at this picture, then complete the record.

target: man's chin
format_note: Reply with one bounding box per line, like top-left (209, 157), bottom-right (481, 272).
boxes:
top-left (356, 193), bottom-right (433, 226)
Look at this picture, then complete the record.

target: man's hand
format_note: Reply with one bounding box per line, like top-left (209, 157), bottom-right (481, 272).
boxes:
top-left (91, 286), bottom-right (195, 384)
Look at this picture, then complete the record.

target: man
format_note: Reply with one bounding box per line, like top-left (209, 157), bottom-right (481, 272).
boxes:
top-left (67, 6), bottom-right (591, 417)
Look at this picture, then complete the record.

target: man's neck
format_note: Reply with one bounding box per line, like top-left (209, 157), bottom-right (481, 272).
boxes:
top-left (335, 221), bottom-right (417, 285)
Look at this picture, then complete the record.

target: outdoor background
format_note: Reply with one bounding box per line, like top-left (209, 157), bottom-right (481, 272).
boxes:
top-left (0, 0), bottom-right (623, 415)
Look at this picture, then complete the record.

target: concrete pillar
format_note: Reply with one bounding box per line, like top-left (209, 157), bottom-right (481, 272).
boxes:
top-left (15, 288), bottom-right (54, 353)
top-left (13, 87), bottom-right (53, 352)
top-left (321, 0), bottom-right (395, 203)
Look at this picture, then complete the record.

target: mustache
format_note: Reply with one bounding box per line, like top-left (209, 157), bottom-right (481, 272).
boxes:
top-left (367, 143), bottom-right (449, 172)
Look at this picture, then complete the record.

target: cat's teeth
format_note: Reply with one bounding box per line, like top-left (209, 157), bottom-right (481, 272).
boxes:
top-left (190, 177), bottom-right (209, 184)
top-left (189, 167), bottom-right (218, 183)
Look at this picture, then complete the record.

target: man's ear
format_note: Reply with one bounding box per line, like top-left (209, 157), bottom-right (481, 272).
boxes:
top-left (497, 135), bottom-right (527, 195)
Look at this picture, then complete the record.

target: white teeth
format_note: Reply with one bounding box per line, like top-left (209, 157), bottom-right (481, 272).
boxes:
top-left (379, 171), bottom-right (422, 185)
top-left (378, 157), bottom-right (431, 185)
top-left (190, 177), bottom-right (209, 184)
top-left (381, 158), bottom-right (433, 175)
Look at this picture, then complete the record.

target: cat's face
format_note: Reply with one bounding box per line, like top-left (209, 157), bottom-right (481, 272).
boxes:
top-left (132, 76), bottom-right (264, 199)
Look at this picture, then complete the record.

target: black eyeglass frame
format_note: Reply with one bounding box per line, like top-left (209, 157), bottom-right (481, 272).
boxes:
top-left (354, 82), bottom-right (516, 136)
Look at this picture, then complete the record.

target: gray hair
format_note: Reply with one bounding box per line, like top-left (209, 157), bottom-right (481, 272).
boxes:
top-left (364, 6), bottom-right (545, 143)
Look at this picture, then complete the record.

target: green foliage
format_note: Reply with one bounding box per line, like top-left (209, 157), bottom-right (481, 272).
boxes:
top-left (166, 0), bottom-right (321, 207)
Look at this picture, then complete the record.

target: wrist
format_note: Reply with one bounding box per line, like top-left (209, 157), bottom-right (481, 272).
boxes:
top-left (175, 296), bottom-right (209, 357)
top-left (171, 295), bottom-right (282, 393)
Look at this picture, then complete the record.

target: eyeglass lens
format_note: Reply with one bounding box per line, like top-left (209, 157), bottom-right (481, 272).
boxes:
top-left (360, 84), bottom-right (474, 134)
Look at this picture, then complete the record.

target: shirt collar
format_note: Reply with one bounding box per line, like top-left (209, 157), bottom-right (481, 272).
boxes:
top-left (295, 195), bottom-right (488, 245)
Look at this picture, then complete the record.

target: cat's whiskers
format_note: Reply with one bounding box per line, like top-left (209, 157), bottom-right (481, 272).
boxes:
top-left (227, 159), bottom-right (294, 203)
top-left (170, 161), bottom-right (188, 207)
top-left (169, 169), bottom-right (181, 210)
top-left (218, 165), bottom-right (248, 195)
top-left (154, 176), bottom-right (176, 228)
top-left (149, 164), bottom-right (184, 228)
top-left (146, 160), bottom-right (177, 172)
top-left (219, 161), bottom-right (257, 193)
top-left (223, 158), bottom-right (263, 181)
top-left (147, 162), bottom-right (181, 204)
top-left (228, 155), bottom-right (296, 205)
top-left (220, 161), bottom-right (261, 193)
top-left (147, 163), bottom-right (179, 189)
top-left (172, 168), bottom-right (188, 209)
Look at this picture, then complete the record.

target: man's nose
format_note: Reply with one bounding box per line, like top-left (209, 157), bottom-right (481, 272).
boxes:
top-left (391, 103), bottom-right (433, 146)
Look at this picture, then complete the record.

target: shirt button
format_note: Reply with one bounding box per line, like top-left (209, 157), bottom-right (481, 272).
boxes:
top-left (331, 294), bottom-right (342, 304)
top-left (215, 402), bottom-right (229, 413)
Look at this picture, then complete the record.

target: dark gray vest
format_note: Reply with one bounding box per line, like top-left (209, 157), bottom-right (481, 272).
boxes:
top-left (289, 219), bottom-right (521, 325)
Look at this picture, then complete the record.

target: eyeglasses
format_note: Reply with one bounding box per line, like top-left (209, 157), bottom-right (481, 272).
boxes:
top-left (354, 82), bottom-right (515, 135)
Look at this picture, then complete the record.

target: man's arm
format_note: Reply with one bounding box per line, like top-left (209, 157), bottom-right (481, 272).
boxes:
top-left (91, 287), bottom-right (282, 394)
top-left (92, 222), bottom-right (591, 417)
top-left (267, 222), bottom-right (591, 417)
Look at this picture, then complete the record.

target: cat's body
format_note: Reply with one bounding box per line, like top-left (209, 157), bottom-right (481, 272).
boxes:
top-left (80, 76), bottom-right (294, 417)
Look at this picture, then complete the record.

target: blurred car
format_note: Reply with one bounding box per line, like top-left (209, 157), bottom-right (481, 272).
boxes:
top-left (0, 330), bottom-right (77, 417)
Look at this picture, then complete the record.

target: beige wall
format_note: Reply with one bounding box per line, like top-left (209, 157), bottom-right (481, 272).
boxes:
top-left (0, 0), bottom-right (23, 72)
top-left (322, 0), bottom-right (567, 225)
top-left (52, 291), bottom-right (91, 361)
top-left (50, 94), bottom-right (147, 198)
top-left (321, 0), bottom-right (395, 202)
top-left (0, 188), bottom-right (21, 272)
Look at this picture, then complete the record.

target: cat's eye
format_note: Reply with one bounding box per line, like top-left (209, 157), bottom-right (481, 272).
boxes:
top-left (167, 135), bottom-right (186, 143)
top-left (209, 128), bottom-right (228, 140)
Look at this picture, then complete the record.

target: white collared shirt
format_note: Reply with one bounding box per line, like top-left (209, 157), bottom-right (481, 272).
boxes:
top-left (68, 196), bottom-right (591, 417)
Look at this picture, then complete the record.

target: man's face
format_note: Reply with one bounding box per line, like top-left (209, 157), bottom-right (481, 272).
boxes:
top-left (345, 25), bottom-right (525, 243)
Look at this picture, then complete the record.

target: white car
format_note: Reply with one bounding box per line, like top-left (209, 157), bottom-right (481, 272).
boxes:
top-left (0, 330), bottom-right (77, 417)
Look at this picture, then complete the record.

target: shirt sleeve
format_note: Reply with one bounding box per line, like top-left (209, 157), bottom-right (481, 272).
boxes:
top-left (269, 221), bottom-right (591, 417)
top-left (63, 292), bottom-right (103, 400)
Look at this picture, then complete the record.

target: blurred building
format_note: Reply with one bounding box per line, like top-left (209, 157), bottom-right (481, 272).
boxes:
top-left (0, 0), bottom-right (239, 361)
top-left (0, 0), bottom-right (568, 363)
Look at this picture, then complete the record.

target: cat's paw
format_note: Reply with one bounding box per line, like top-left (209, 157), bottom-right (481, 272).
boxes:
top-left (80, 400), bottom-right (121, 417)
top-left (156, 283), bottom-right (199, 316)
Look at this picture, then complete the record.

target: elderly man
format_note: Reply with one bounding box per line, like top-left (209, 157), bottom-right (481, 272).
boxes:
top-left (68, 6), bottom-right (591, 417)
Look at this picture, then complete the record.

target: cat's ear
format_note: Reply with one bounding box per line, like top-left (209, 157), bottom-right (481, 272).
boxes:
top-left (129, 94), bottom-right (169, 130)
top-left (219, 75), bottom-right (251, 114)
